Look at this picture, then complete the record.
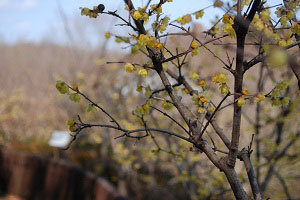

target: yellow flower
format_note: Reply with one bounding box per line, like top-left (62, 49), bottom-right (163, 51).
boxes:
top-left (154, 42), bottom-right (163, 50)
top-left (162, 101), bottom-right (173, 110)
top-left (150, 4), bottom-right (162, 14)
top-left (213, 0), bottom-right (223, 8)
top-left (254, 20), bottom-right (265, 31)
top-left (195, 10), bottom-right (204, 19)
top-left (131, 45), bottom-right (139, 54)
top-left (222, 14), bottom-right (233, 24)
top-left (132, 10), bottom-right (142, 20)
top-left (141, 12), bottom-right (149, 22)
top-left (212, 73), bottom-right (228, 84)
top-left (199, 80), bottom-right (206, 87)
top-left (266, 49), bottom-right (288, 68)
top-left (191, 41), bottom-right (199, 49)
top-left (197, 107), bottom-right (205, 114)
top-left (287, 10), bottom-right (295, 20)
top-left (281, 97), bottom-right (289, 105)
top-left (190, 72), bottom-right (199, 80)
top-left (182, 88), bottom-right (189, 94)
top-left (192, 49), bottom-right (200, 56)
top-left (280, 15), bottom-right (288, 27)
top-left (138, 68), bottom-right (148, 77)
top-left (219, 84), bottom-right (229, 94)
top-left (237, 97), bottom-right (246, 107)
top-left (177, 14), bottom-right (192, 25)
top-left (125, 63), bottom-right (136, 72)
top-left (142, 103), bottom-right (150, 114)
top-left (105, 32), bottom-right (111, 39)
top-left (223, 23), bottom-right (235, 38)
top-left (200, 96), bottom-right (208, 103)
top-left (261, 10), bottom-right (271, 22)
top-left (278, 40), bottom-right (287, 47)
top-left (292, 23), bottom-right (300, 34)
top-left (136, 84), bottom-right (143, 92)
top-left (254, 93), bottom-right (265, 102)
top-left (208, 107), bottom-right (216, 113)
top-left (276, 81), bottom-right (288, 91)
top-left (115, 37), bottom-right (122, 43)
top-left (162, 64), bottom-right (167, 72)
top-left (241, 89), bottom-right (249, 95)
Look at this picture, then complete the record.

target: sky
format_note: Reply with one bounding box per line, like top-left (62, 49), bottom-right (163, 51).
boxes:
top-left (0, 0), bottom-right (285, 45)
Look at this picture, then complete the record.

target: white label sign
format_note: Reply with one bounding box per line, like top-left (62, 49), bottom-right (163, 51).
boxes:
top-left (49, 130), bottom-right (71, 148)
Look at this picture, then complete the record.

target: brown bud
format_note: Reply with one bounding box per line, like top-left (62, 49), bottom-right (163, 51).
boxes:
top-left (97, 4), bottom-right (105, 12)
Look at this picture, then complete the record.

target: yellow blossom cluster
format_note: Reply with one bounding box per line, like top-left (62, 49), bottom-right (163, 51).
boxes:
top-left (131, 9), bottom-right (149, 23)
top-left (162, 101), bottom-right (174, 110)
top-left (191, 41), bottom-right (199, 56)
top-left (270, 81), bottom-right (290, 106)
top-left (222, 14), bottom-right (235, 38)
top-left (292, 23), bottom-right (300, 34)
top-left (152, 16), bottom-right (170, 33)
top-left (192, 93), bottom-right (214, 114)
top-left (190, 72), bottom-right (199, 81)
top-left (135, 34), bottom-right (164, 50)
top-left (195, 10), bottom-right (204, 19)
top-left (80, 7), bottom-right (99, 18)
top-left (254, 93), bottom-right (265, 103)
top-left (124, 63), bottom-right (136, 72)
top-left (251, 13), bottom-right (282, 42)
top-left (124, 63), bottom-right (149, 77)
top-left (138, 68), bottom-right (148, 77)
top-left (212, 73), bottom-right (229, 95)
top-left (177, 14), bottom-right (192, 25)
top-left (212, 73), bottom-right (228, 84)
top-left (213, 0), bottom-right (223, 8)
top-left (266, 48), bottom-right (288, 68)
top-left (150, 4), bottom-right (162, 14)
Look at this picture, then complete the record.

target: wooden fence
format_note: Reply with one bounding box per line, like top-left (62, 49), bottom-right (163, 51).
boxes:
top-left (0, 148), bottom-right (120, 200)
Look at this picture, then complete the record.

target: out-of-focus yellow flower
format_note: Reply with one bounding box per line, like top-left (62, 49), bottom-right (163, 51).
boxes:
top-left (222, 14), bottom-right (233, 24)
top-left (162, 64), bottom-right (167, 72)
top-left (138, 68), bottom-right (148, 77)
top-left (177, 14), bottom-right (192, 25)
top-left (136, 84), bottom-right (143, 92)
top-left (208, 107), bottom-right (216, 113)
top-left (197, 107), bottom-right (205, 114)
top-left (237, 97), bottom-right (246, 107)
top-left (154, 42), bottom-right (163, 50)
top-left (219, 84), bottom-right (229, 94)
top-left (105, 32), bottom-right (111, 39)
top-left (125, 63), bottom-right (136, 72)
top-left (195, 10), bottom-right (204, 19)
top-left (212, 73), bottom-right (228, 84)
top-left (199, 80), bottom-right (206, 87)
top-left (162, 101), bottom-right (173, 110)
top-left (190, 72), bottom-right (199, 80)
top-left (223, 23), bottom-right (236, 38)
top-left (292, 23), bottom-right (300, 34)
top-left (200, 96), bottom-right (208, 103)
top-left (191, 41), bottom-right (199, 49)
top-left (254, 93), bottom-right (265, 102)
top-left (213, 0), bottom-right (223, 8)
top-left (266, 49), bottom-right (288, 68)
top-left (132, 10), bottom-right (142, 20)
top-left (241, 89), bottom-right (249, 95)
top-left (261, 10), bottom-right (271, 22)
